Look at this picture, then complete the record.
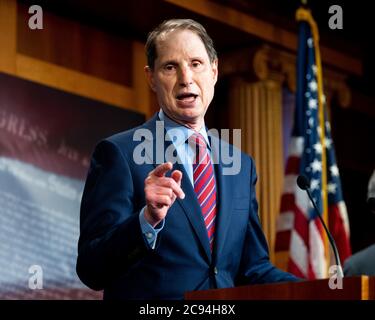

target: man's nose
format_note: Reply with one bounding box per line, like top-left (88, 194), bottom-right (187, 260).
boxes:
top-left (178, 66), bottom-right (193, 87)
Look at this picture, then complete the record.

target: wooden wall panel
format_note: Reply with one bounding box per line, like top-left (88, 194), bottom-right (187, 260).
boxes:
top-left (0, 0), bottom-right (155, 115)
top-left (17, 3), bottom-right (133, 87)
top-left (16, 54), bottom-right (135, 111)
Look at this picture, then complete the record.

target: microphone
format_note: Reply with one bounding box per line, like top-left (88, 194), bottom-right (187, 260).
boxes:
top-left (296, 175), bottom-right (344, 278)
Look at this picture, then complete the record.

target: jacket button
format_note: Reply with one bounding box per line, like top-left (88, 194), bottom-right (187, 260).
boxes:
top-left (213, 267), bottom-right (218, 275)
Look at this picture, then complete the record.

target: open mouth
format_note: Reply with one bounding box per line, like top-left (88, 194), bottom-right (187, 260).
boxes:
top-left (176, 93), bottom-right (198, 102)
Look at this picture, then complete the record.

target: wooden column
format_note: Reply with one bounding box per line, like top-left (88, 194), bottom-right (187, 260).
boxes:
top-left (224, 46), bottom-right (291, 262)
top-left (229, 77), bottom-right (283, 262)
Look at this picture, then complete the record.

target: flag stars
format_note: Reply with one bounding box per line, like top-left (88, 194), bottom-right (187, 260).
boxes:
top-left (307, 38), bottom-right (314, 48)
top-left (308, 117), bottom-right (314, 128)
top-left (309, 80), bottom-right (318, 92)
top-left (312, 65), bottom-right (317, 75)
top-left (312, 197), bottom-right (318, 206)
top-left (324, 138), bottom-right (332, 149)
top-left (305, 92), bottom-right (311, 98)
top-left (328, 182), bottom-right (337, 194)
top-left (310, 159), bottom-right (322, 172)
top-left (308, 98), bottom-right (317, 109)
top-left (313, 142), bottom-right (322, 154)
top-left (310, 179), bottom-right (320, 191)
top-left (330, 165), bottom-right (339, 177)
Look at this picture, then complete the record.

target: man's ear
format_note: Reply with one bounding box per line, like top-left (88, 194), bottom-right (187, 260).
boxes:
top-left (144, 66), bottom-right (156, 92)
top-left (211, 59), bottom-right (218, 85)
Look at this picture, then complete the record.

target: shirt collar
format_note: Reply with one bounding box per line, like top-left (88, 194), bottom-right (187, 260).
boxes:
top-left (158, 109), bottom-right (211, 148)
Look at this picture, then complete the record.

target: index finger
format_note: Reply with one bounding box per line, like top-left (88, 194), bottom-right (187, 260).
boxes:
top-left (152, 162), bottom-right (173, 177)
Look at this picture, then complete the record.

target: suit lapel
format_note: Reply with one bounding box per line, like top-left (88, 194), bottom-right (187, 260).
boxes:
top-left (142, 114), bottom-right (212, 262)
top-left (211, 139), bottom-right (234, 261)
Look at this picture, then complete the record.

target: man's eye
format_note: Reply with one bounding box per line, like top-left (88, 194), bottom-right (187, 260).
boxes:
top-left (164, 65), bottom-right (175, 71)
top-left (192, 61), bottom-right (202, 68)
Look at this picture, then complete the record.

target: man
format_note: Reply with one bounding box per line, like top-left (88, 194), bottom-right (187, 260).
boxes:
top-left (76, 19), bottom-right (298, 300)
top-left (344, 169), bottom-right (375, 276)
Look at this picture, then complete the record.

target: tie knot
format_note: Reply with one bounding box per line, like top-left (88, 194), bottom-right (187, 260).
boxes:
top-left (191, 132), bottom-right (207, 149)
top-left (190, 132), bottom-right (209, 166)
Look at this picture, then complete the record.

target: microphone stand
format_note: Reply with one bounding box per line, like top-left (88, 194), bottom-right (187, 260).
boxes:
top-left (298, 175), bottom-right (344, 278)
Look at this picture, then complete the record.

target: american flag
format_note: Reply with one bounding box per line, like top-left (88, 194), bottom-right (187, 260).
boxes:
top-left (274, 8), bottom-right (351, 279)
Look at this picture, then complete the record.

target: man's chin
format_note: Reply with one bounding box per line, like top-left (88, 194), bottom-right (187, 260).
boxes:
top-left (162, 106), bottom-right (206, 125)
top-left (178, 112), bottom-right (206, 129)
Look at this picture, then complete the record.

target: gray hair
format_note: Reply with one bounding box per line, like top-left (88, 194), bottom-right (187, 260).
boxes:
top-left (145, 19), bottom-right (217, 69)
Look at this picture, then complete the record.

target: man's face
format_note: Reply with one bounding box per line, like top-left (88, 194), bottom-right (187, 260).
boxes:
top-left (145, 29), bottom-right (218, 129)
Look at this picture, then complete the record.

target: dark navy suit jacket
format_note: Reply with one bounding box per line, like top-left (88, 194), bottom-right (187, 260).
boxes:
top-left (76, 113), bottom-right (297, 299)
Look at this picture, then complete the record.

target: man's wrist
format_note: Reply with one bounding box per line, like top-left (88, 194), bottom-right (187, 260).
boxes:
top-left (139, 207), bottom-right (165, 249)
top-left (144, 206), bottom-right (162, 228)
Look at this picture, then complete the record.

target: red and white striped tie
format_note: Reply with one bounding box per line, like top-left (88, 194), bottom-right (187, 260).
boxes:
top-left (192, 133), bottom-right (217, 251)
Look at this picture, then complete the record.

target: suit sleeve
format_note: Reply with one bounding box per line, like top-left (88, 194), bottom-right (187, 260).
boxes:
top-left (76, 139), bottom-right (151, 291)
top-left (236, 157), bottom-right (299, 285)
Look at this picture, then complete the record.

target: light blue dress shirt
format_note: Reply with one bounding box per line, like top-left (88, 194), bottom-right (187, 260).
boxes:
top-left (139, 109), bottom-right (211, 249)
